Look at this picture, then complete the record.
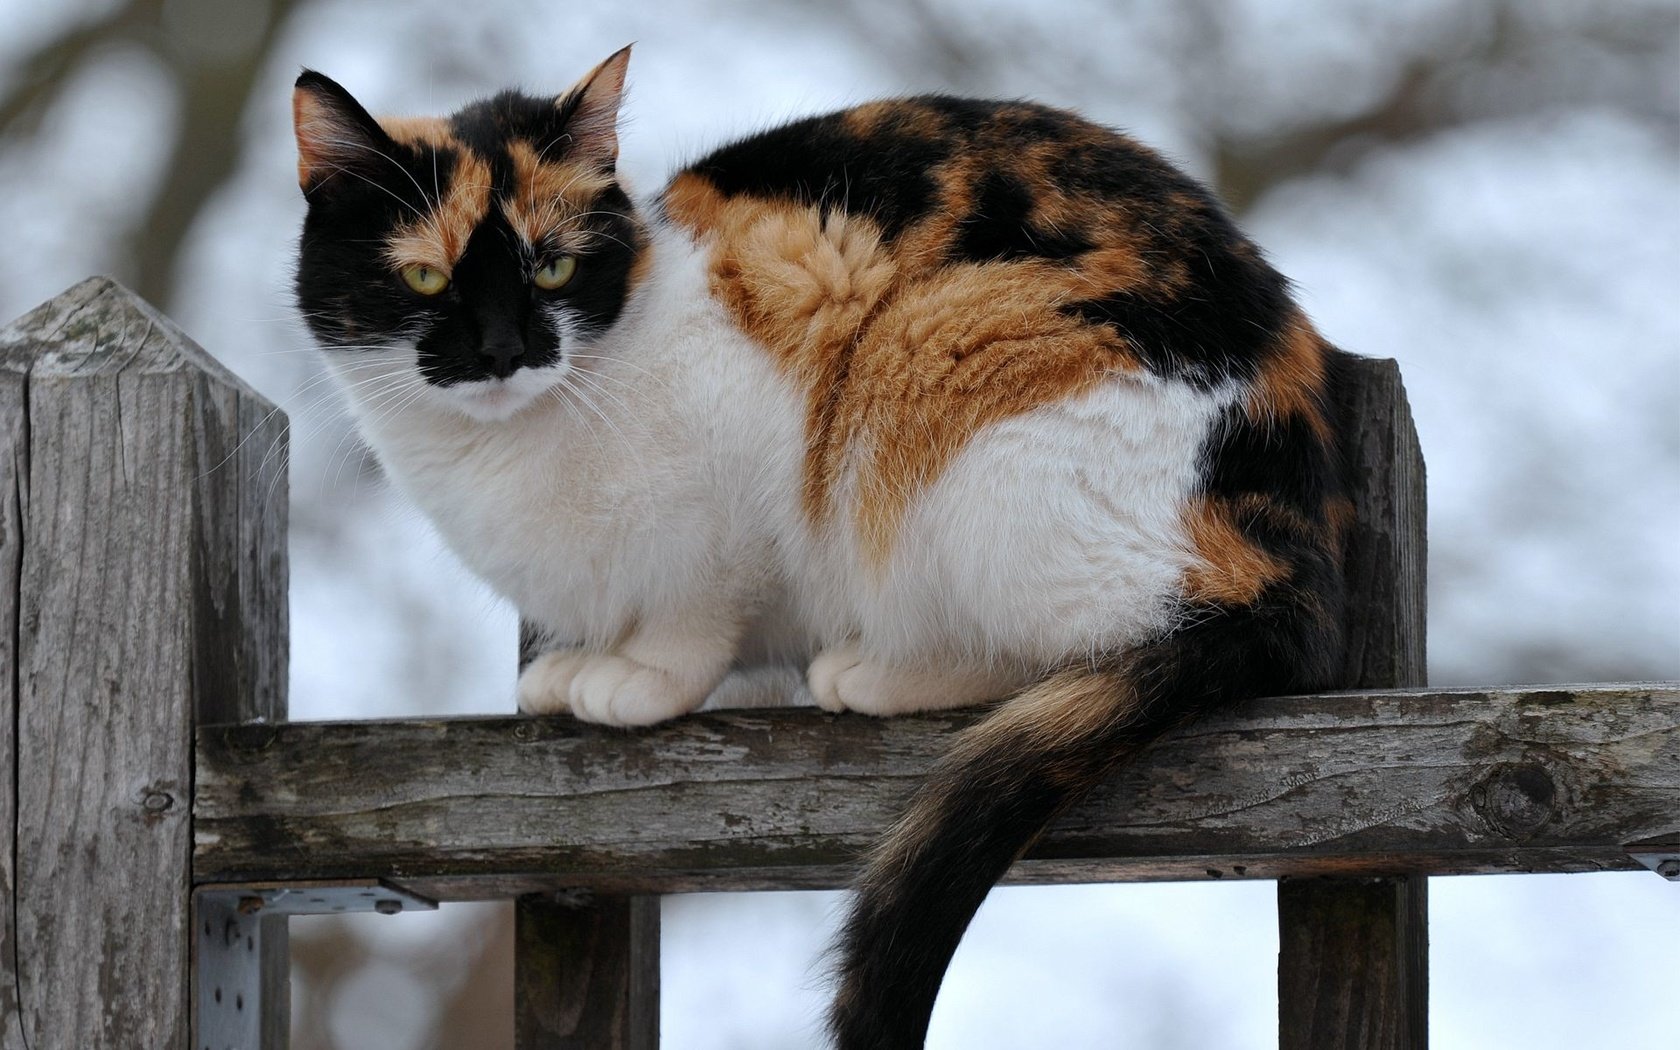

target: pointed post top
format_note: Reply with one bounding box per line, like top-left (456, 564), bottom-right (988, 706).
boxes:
top-left (0, 277), bottom-right (271, 403)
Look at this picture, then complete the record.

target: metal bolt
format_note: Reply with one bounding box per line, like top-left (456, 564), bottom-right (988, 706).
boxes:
top-left (374, 899), bottom-right (404, 915)
top-left (514, 722), bottom-right (535, 741)
top-left (1657, 859), bottom-right (1680, 879)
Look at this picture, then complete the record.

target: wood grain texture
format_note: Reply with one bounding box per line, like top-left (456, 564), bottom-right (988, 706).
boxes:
top-left (516, 895), bottom-right (659, 1050)
top-left (0, 305), bottom-right (28, 1050)
top-left (1279, 877), bottom-right (1428, 1049)
top-left (1279, 353), bottom-right (1429, 1050)
top-left (193, 683), bottom-right (1679, 899)
top-left (0, 279), bottom-right (287, 1048)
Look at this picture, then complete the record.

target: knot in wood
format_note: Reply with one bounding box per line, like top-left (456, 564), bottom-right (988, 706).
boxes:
top-left (1473, 761), bottom-right (1558, 838)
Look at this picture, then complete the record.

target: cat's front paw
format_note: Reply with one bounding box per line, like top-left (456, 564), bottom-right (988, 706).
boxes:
top-left (808, 646), bottom-right (1020, 716)
top-left (807, 645), bottom-right (868, 714)
top-left (517, 650), bottom-right (596, 715)
top-left (569, 655), bottom-right (710, 727)
top-left (808, 645), bottom-right (927, 716)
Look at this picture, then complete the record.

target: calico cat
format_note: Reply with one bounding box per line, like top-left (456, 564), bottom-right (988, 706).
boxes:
top-left (293, 46), bottom-right (1348, 1050)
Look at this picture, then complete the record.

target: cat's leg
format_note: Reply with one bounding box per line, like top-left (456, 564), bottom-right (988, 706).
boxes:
top-left (807, 644), bottom-right (1028, 716)
top-left (567, 610), bottom-right (742, 727)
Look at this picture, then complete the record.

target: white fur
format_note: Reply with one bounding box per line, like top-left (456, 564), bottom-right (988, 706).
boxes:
top-left (329, 218), bottom-right (1238, 725)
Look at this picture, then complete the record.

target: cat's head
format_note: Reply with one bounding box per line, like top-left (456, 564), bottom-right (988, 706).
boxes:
top-left (292, 47), bottom-right (644, 422)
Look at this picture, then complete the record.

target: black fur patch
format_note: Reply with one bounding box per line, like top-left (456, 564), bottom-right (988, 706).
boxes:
top-left (1063, 223), bottom-right (1294, 389)
top-left (1202, 406), bottom-right (1336, 522)
top-left (684, 111), bottom-right (950, 239)
top-left (415, 208), bottom-right (558, 385)
top-left (951, 172), bottom-right (1092, 264)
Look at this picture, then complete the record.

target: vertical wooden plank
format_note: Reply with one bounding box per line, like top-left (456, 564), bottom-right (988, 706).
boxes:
top-left (1279, 355), bottom-right (1429, 1050)
top-left (0, 306), bottom-right (29, 1049)
top-left (1279, 878), bottom-right (1427, 1047)
top-left (0, 279), bottom-right (288, 1048)
top-left (515, 625), bottom-right (660, 1050)
top-left (515, 894), bottom-right (660, 1050)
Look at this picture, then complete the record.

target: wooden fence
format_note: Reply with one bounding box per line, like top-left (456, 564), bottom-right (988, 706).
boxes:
top-left (2, 277), bottom-right (1675, 1049)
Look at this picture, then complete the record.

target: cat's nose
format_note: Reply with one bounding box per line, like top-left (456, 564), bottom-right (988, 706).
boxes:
top-left (480, 340), bottom-right (524, 378)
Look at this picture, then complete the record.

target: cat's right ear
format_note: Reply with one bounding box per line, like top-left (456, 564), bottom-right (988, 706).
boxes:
top-left (293, 71), bottom-right (393, 194)
top-left (553, 45), bottom-right (632, 172)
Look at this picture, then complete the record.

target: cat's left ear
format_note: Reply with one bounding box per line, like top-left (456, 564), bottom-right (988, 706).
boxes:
top-left (555, 45), bottom-right (632, 171)
top-left (293, 70), bottom-right (397, 193)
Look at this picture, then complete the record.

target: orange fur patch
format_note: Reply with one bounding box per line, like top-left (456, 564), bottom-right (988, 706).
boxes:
top-left (501, 141), bottom-right (615, 249)
top-left (384, 156), bottom-right (490, 274)
top-left (1181, 496), bottom-right (1291, 606)
top-left (1246, 317), bottom-right (1332, 442)
top-left (843, 264), bottom-right (1129, 562)
top-left (379, 115), bottom-right (455, 151)
top-left (667, 173), bottom-right (1150, 564)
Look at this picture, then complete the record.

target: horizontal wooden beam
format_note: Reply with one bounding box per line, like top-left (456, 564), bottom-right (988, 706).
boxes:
top-left (193, 684), bottom-right (1678, 901)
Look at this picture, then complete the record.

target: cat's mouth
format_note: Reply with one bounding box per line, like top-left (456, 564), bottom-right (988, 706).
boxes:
top-left (437, 366), bottom-right (564, 424)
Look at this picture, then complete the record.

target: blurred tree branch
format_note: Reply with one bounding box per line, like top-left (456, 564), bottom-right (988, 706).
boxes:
top-left (0, 0), bottom-right (307, 308)
top-left (824, 0), bottom-right (1679, 215)
top-left (1206, 3), bottom-right (1680, 213)
top-left (0, 1), bottom-right (162, 138)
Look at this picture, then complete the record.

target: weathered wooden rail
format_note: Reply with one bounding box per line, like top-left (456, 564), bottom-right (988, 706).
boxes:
top-left (195, 684), bottom-right (1679, 899)
top-left (2, 278), bottom-right (1675, 1049)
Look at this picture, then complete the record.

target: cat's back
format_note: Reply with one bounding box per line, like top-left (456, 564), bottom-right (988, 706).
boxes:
top-left (658, 95), bottom-right (1294, 363)
top-left (657, 95), bottom-right (1340, 661)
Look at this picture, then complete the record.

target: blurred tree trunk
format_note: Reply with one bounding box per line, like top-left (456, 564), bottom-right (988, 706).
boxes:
top-left (0, 0), bottom-right (305, 309)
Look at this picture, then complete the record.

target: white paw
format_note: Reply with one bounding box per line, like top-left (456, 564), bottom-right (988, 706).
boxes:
top-left (808, 647), bottom-right (1017, 716)
top-left (569, 655), bottom-right (708, 727)
top-left (807, 646), bottom-right (937, 716)
top-left (807, 645), bottom-right (866, 713)
top-left (517, 650), bottom-right (595, 715)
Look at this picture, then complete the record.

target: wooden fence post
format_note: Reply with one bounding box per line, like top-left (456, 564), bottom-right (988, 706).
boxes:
top-left (1278, 356), bottom-right (1428, 1049)
top-left (515, 893), bottom-right (660, 1049)
top-left (0, 278), bottom-right (288, 1048)
top-left (514, 625), bottom-right (660, 1050)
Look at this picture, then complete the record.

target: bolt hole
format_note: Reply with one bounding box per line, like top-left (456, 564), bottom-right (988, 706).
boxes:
top-left (213, 987), bottom-right (221, 1004)
top-left (246, 935), bottom-right (254, 951)
top-left (235, 993), bottom-right (243, 1011)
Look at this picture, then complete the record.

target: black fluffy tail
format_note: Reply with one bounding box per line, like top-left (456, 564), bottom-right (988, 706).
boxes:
top-left (826, 594), bottom-right (1341, 1049)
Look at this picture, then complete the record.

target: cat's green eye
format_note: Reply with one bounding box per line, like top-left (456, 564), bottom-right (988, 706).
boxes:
top-left (534, 256), bottom-right (577, 291)
top-left (401, 264), bottom-right (449, 296)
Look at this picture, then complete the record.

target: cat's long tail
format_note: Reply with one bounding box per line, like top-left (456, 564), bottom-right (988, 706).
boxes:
top-left (826, 588), bottom-right (1341, 1050)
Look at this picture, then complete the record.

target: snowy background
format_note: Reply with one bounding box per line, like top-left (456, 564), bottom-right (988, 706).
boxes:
top-left (1, 0), bottom-right (1676, 1046)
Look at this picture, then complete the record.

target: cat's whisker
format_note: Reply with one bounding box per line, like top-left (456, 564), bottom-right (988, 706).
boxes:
top-left (549, 374), bottom-right (606, 449)
top-left (319, 377), bottom-right (430, 496)
top-left (562, 367), bottom-right (637, 428)
top-left (561, 352), bottom-right (658, 384)
top-left (315, 161), bottom-right (426, 219)
top-left (317, 135), bottom-right (435, 208)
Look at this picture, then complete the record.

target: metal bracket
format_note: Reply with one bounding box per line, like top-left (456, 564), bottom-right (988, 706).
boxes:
top-left (193, 879), bottom-right (437, 1049)
top-left (196, 877), bottom-right (437, 917)
top-left (1626, 844), bottom-right (1680, 881)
